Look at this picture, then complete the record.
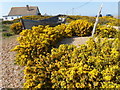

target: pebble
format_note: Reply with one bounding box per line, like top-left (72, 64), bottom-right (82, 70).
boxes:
top-left (1, 35), bottom-right (25, 88)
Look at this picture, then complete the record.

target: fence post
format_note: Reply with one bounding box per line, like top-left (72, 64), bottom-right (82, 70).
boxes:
top-left (92, 4), bottom-right (103, 37)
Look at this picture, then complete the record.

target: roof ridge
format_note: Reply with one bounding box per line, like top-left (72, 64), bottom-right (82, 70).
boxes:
top-left (12, 6), bottom-right (38, 8)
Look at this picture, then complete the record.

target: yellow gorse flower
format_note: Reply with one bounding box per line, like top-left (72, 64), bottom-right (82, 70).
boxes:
top-left (11, 16), bottom-right (120, 88)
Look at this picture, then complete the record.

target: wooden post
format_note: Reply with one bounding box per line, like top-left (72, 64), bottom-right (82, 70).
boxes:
top-left (20, 18), bottom-right (26, 30)
top-left (92, 4), bottom-right (103, 37)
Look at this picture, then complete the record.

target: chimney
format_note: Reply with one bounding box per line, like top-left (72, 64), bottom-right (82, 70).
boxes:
top-left (26, 5), bottom-right (30, 11)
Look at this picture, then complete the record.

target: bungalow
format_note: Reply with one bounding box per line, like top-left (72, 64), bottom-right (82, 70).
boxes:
top-left (3, 5), bottom-right (41, 21)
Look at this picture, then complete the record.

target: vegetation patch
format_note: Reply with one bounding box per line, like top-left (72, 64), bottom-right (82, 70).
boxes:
top-left (11, 18), bottom-right (120, 88)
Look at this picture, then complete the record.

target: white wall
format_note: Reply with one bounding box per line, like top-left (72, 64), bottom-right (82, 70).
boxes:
top-left (2, 16), bottom-right (22, 21)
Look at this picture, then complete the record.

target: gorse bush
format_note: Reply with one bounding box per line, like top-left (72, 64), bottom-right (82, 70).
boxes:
top-left (11, 18), bottom-right (120, 88)
top-left (11, 24), bottom-right (69, 66)
top-left (11, 20), bottom-right (94, 65)
top-left (95, 25), bottom-right (118, 38)
top-left (21, 15), bottom-right (52, 20)
top-left (66, 19), bottom-right (93, 37)
top-left (67, 15), bottom-right (119, 26)
top-left (23, 37), bottom-right (120, 88)
top-left (10, 16), bottom-right (119, 36)
top-left (100, 16), bottom-right (119, 26)
top-left (13, 15), bottom-right (52, 22)
top-left (10, 22), bottom-right (22, 34)
top-left (66, 15), bottom-right (96, 23)
top-left (49, 38), bottom-right (120, 88)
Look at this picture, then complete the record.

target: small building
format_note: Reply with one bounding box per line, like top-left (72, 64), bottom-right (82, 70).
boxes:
top-left (3, 5), bottom-right (41, 21)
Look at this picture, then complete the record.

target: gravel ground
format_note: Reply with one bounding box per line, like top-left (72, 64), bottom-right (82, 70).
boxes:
top-left (56, 36), bottom-right (90, 47)
top-left (1, 35), bottom-right (25, 88)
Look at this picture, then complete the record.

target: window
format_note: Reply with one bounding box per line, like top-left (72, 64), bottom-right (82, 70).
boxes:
top-left (5, 17), bottom-right (7, 20)
top-left (11, 17), bottom-right (13, 19)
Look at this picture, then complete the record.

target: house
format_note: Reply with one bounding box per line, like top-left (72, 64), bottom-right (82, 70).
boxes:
top-left (3, 5), bottom-right (41, 21)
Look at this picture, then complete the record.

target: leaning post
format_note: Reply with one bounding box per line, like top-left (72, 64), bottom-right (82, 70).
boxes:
top-left (20, 18), bottom-right (26, 30)
top-left (92, 4), bottom-right (103, 37)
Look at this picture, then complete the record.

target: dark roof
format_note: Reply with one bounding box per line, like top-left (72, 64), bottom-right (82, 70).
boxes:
top-left (8, 6), bottom-right (40, 16)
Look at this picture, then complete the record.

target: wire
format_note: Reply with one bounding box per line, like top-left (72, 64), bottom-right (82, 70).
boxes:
top-left (74, 0), bottom-right (93, 9)
top-left (65, 0), bottom-right (93, 15)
